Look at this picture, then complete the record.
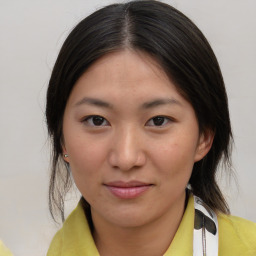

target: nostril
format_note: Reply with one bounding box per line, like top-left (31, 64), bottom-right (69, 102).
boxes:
top-left (108, 150), bottom-right (146, 171)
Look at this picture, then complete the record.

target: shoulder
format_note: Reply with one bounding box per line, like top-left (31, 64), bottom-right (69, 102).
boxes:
top-left (47, 202), bottom-right (99, 256)
top-left (47, 229), bottom-right (63, 256)
top-left (218, 213), bottom-right (256, 256)
top-left (47, 203), bottom-right (85, 256)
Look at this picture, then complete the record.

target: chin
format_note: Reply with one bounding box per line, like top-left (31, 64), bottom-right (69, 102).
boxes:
top-left (102, 206), bottom-right (160, 229)
top-left (111, 215), bottom-right (152, 229)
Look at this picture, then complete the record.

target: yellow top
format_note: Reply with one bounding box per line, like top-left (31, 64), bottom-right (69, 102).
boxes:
top-left (0, 240), bottom-right (13, 256)
top-left (47, 196), bottom-right (256, 256)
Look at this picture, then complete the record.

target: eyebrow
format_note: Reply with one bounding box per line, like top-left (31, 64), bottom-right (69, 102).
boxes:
top-left (74, 97), bottom-right (113, 108)
top-left (74, 97), bottom-right (182, 109)
top-left (141, 98), bottom-right (182, 109)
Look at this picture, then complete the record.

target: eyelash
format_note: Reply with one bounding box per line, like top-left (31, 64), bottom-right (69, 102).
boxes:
top-left (82, 115), bottom-right (173, 127)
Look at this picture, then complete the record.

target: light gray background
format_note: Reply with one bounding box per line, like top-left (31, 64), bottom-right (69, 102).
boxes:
top-left (0, 0), bottom-right (255, 255)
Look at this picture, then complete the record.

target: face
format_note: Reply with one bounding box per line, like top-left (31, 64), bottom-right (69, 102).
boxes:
top-left (62, 50), bottom-right (212, 229)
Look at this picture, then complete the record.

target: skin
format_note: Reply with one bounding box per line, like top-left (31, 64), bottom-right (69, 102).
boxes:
top-left (62, 50), bottom-right (213, 256)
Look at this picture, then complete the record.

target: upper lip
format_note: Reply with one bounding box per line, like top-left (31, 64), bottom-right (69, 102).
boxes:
top-left (104, 180), bottom-right (152, 188)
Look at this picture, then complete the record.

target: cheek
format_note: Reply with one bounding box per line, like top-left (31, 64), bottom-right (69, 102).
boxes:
top-left (65, 137), bottom-right (107, 191)
top-left (66, 131), bottom-right (107, 166)
top-left (68, 143), bottom-right (103, 203)
top-left (151, 135), bottom-right (198, 178)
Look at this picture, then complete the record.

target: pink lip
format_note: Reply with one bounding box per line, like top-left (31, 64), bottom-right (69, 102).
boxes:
top-left (104, 181), bottom-right (152, 199)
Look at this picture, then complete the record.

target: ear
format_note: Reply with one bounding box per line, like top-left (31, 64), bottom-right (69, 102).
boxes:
top-left (194, 129), bottom-right (214, 162)
top-left (62, 143), bottom-right (70, 163)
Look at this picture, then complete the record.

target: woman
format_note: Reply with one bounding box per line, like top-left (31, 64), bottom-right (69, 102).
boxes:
top-left (46, 1), bottom-right (256, 255)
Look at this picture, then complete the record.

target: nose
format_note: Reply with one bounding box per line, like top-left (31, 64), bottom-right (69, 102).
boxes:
top-left (108, 126), bottom-right (146, 171)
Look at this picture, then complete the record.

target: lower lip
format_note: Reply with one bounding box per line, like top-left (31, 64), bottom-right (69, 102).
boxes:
top-left (105, 185), bottom-right (152, 199)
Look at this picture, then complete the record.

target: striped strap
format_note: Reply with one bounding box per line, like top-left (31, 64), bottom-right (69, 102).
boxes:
top-left (193, 195), bottom-right (218, 256)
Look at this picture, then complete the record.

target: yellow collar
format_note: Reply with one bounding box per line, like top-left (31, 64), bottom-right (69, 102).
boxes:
top-left (48, 195), bottom-right (194, 255)
top-left (164, 194), bottom-right (194, 255)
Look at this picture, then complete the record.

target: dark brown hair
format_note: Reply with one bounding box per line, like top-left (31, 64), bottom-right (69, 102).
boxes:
top-left (46, 0), bottom-right (232, 222)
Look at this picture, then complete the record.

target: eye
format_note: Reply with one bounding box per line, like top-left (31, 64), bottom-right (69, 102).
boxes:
top-left (146, 116), bottom-right (171, 127)
top-left (83, 115), bottom-right (109, 127)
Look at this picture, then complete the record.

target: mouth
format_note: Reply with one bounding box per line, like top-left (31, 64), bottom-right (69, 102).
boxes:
top-left (103, 181), bottom-right (153, 199)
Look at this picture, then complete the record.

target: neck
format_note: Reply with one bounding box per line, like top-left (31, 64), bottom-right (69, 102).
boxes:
top-left (91, 193), bottom-right (187, 256)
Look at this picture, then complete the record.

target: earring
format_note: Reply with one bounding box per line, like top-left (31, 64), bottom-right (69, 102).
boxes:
top-left (64, 154), bottom-right (69, 158)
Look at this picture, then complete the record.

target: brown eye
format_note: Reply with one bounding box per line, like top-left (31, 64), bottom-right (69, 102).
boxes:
top-left (146, 116), bottom-right (171, 127)
top-left (152, 117), bottom-right (165, 126)
top-left (83, 115), bottom-right (109, 126)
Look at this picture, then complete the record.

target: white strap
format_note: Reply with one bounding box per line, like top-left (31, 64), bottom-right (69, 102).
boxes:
top-left (193, 195), bottom-right (219, 256)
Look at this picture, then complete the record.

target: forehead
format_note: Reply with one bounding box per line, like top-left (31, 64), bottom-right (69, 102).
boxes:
top-left (69, 49), bottom-right (183, 101)
top-left (81, 50), bottom-right (168, 82)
